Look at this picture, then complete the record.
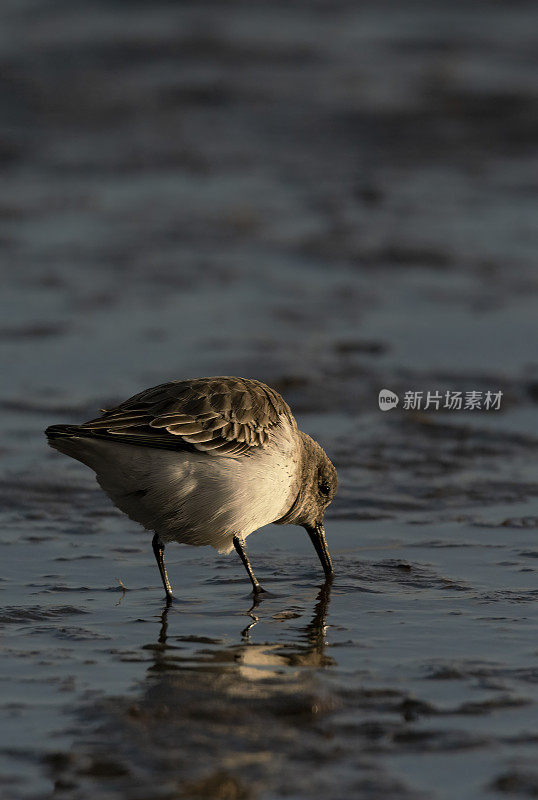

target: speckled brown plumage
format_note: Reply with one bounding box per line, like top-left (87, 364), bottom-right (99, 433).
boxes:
top-left (79, 376), bottom-right (296, 456)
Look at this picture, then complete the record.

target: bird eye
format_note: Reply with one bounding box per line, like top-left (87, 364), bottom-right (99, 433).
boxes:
top-left (318, 481), bottom-right (331, 497)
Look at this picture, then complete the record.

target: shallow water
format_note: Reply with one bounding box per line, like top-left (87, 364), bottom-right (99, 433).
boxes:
top-left (1, 1), bottom-right (538, 798)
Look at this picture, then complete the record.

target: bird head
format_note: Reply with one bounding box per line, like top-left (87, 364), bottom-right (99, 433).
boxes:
top-left (274, 432), bottom-right (337, 577)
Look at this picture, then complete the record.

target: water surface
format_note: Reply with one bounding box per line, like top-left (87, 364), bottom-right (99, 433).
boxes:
top-left (1, 1), bottom-right (538, 797)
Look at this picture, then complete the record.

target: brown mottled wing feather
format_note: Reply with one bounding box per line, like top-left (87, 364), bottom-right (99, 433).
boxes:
top-left (79, 377), bottom-right (295, 455)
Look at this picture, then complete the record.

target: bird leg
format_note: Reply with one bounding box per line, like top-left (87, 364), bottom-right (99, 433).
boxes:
top-left (152, 533), bottom-right (173, 602)
top-left (233, 535), bottom-right (265, 594)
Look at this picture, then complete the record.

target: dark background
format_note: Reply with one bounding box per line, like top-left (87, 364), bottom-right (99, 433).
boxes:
top-left (1, 2), bottom-right (538, 799)
top-left (3, 0), bottom-right (537, 403)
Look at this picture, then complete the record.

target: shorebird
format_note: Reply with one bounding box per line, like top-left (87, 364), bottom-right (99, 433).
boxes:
top-left (45, 376), bottom-right (337, 601)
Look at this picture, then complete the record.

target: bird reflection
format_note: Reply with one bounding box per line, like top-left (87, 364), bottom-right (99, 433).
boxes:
top-left (52, 583), bottom-right (337, 798)
top-left (147, 578), bottom-right (335, 679)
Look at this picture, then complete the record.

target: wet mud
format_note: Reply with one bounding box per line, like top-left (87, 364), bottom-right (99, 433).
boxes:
top-left (1, 1), bottom-right (538, 798)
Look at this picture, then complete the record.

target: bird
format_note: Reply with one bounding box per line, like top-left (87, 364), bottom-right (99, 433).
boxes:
top-left (45, 376), bottom-right (338, 601)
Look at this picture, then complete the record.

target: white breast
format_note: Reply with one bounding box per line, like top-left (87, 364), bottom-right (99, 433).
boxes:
top-left (54, 419), bottom-right (300, 554)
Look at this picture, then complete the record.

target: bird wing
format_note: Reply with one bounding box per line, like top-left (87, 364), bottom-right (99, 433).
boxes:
top-left (79, 376), bottom-right (295, 456)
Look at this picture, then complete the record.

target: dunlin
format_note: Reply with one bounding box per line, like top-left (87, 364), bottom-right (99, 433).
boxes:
top-left (46, 376), bottom-right (337, 601)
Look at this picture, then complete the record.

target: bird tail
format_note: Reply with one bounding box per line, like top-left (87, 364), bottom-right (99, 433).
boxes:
top-left (45, 423), bottom-right (105, 466)
top-left (45, 424), bottom-right (82, 441)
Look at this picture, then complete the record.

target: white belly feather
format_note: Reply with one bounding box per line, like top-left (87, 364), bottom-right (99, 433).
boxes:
top-left (52, 421), bottom-right (299, 553)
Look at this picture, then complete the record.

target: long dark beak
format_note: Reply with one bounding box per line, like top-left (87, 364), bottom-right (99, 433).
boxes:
top-left (305, 523), bottom-right (334, 578)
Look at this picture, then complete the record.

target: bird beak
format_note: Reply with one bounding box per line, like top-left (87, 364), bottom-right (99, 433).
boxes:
top-left (305, 523), bottom-right (334, 578)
